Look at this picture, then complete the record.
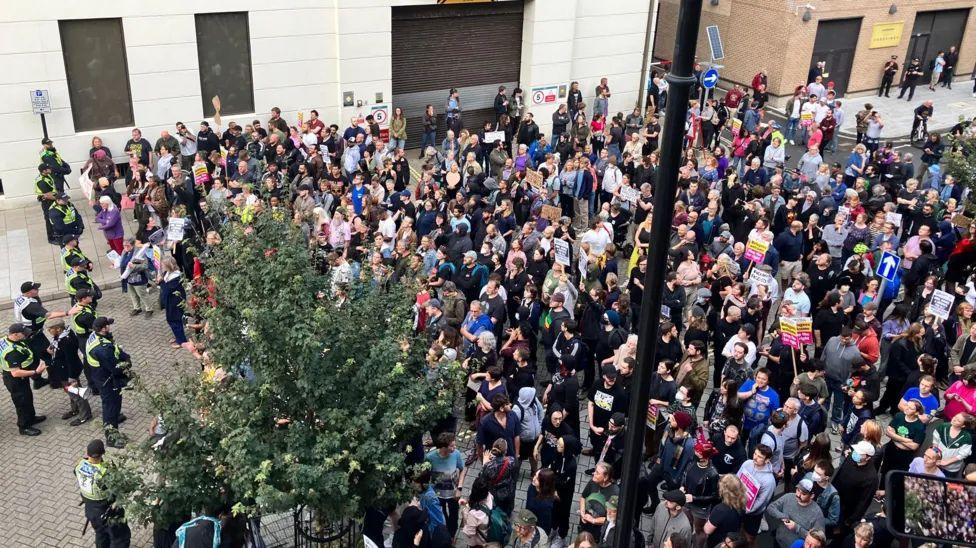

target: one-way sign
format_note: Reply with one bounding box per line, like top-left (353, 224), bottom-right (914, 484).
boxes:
top-left (877, 250), bottom-right (901, 282)
top-left (702, 68), bottom-right (720, 89)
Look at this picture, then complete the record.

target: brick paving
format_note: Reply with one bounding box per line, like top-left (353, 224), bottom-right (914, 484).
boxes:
top-left (0, 289), bottom-right (195, 547)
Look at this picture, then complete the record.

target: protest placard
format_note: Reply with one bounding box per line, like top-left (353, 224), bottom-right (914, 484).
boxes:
top-left (779, 317), bottom-right (800, 349)
top-left (553, 238), bottom-right (571, 266)
top-left (750, 268), bottom-right (773, 287)
top-left (928, 289), bottom-right (954, 320)
top-left (540, 205), bottom-right (562, 222)
top-left (525, 168), bottom-right (544, 190)
top-left (619, 185), bottom-right (640, 204)
top-left (744, 238), bottom-right (768, 263)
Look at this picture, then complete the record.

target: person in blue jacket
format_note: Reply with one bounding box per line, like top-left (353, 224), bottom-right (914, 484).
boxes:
top-left (158, 257), bottom-right (189, 351)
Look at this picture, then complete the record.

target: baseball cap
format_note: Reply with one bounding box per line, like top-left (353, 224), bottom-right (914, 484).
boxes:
top-left (427, 299), bottom-right (442, 309)
top-left (92, 317), bottom-right (115, 331)
top-left (610, 412), bottom-right (626, 426)
top-left (86, 439), bottom-right (106, 458)
top-left (56, 192), bottom-right (69, 200)
top-left (9, 323), bottom-right (32, 335)
top-left (61, 234), bottom-right (79, 246)
top-left (20, 281), bottom-right (40, 293)
top-left (720, 230), bottom-right (732, 240)
top-left (601, 364), bottom-right (618, 379)
top-left (852, 440), bottom-right (876, 457)
top-left (663, 489), bottom-right (685, 505)
top-left (68, 255), bottom-right (87, 267)
top-left (797, 479), bottom-right (815, 493)
top-left (41, 138), bottom-right (52, 145)
top-left (463, 250), bottom-right (478, 260)
top-left (514, 509), bottom-right (538, 527)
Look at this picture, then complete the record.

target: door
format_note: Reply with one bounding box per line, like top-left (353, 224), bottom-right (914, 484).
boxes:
top-left (907, 9), bottom-right (969, 80)
top-left (392, 1), bottom-right (524, 147)
top-left (809, 18), bottom-right (863, 97)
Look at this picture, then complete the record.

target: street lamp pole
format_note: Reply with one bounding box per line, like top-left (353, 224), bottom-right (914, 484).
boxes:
top-left (613, 0), bottom-right (703, 545)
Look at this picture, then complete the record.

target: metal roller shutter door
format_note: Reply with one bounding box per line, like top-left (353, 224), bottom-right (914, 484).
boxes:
top-left (392, 1), bottom-right (524, 147)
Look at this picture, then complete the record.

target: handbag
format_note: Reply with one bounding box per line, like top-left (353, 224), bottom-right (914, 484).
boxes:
top-left (120, 195), bottom-right (136, 210)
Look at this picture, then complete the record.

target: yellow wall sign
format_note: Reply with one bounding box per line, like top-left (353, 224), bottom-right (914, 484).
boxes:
top-left (869, 22), bottom-right (904, 49)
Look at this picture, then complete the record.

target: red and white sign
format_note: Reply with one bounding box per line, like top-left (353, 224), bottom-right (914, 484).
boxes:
top-left (370, 103), bottom-right (390, 140)
top-left (531, 85), bottom-right (558, 105)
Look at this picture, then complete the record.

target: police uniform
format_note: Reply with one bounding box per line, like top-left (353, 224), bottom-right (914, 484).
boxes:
top-left (75, 440), bottom-right (131, 547)
top-left (66, 257), bottom-right (102, 306)
top-left (41, 140), bottom-right (72, 193)
top-left (60, 241), bottom-right (91, 275)
top-left (48, 196), bottom-right (84, 242)
top-left (14, 283), bottom-right (55, 389)
top-left (35, 166), bottom-right (57, 244)
top-left (85, 320), bottom-right (129, 439)
top-left (70, 295), bottom-right (99, 392)
top-left (1, 328), bottom-right (43, 432)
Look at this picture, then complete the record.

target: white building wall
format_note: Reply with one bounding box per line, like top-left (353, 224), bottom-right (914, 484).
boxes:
top-left (0, 0), bottom-right (648, 202)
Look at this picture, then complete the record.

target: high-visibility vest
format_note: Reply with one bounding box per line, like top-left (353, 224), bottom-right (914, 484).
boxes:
top-left (60, 247), bottom-right (87, 274)
top-left (75, 458), bottom-right (108, 501)
top-left (70, 305), bottom-right (97, 335)
top-left (65, 270), bottom-right (93, 296)
top-left (52, 204), bottom-right (77, 225)
top-left (35, 174), bottom-right (54, 196)
top-left (0, 337), bottom-right (33, 373)
top-left (86, 333), bottom-right (120, 368)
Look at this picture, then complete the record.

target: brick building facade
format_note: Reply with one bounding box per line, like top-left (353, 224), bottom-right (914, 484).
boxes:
top-left (652, 0), bottom-right (975, 106)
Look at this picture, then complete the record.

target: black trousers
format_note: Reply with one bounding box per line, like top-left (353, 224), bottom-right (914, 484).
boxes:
top-left (84, 499), bottom-right (131, 548)
top-left (3, 373), bottom-right (36, 429)
top-left (41, 201), bottom-right (55, 243)
top-left (878, 76), bottom-right (894, 96)
top-left (898, 82), bottom-right (917, 101)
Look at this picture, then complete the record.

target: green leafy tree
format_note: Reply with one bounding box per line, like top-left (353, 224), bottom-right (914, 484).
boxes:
top-left (104, 214), bottom-right (464, 529)
top-left (945, 134), bottom-right (976, 206)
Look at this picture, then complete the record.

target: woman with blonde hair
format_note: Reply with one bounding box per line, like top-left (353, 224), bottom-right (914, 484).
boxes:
top-left (703, 474), bottom-right (746, 548)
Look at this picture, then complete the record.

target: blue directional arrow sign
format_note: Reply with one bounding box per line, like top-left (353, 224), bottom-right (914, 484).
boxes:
top-left (877, 250), bottom-right (901, 282)
top-left (702, 68), bottom-right (720, 89)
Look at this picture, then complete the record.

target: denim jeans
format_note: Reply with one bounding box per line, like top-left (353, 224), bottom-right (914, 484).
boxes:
top-left (784, 117), bottom-right (799, 142)
top-left (608, 144), bottom-right (621, 163)
top-left (420, 130), bottom-right (436, 153)
top-left (389, 137), bottom-right (406, 152)
top-left (826, 377), bottom-right (847, 426)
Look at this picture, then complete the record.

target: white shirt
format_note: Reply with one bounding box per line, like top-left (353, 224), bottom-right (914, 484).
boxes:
top-left (581, 227), bottom-right (612, 256)
top-left (722, 335), bottom-right (758, 367)
top-left (814, 103), bottom-right (830, 123)
top-left (601, 166), bottom-right (622, 194)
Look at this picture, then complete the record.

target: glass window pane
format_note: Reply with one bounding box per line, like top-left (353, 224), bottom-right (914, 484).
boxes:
top-left (59, 18), bottom-right (134, 132)
top-left (195, 12), bottom-right (254, 117)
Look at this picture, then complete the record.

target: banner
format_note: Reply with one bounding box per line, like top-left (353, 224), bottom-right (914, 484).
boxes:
top-left (744, 238), bottom-right (768, 263)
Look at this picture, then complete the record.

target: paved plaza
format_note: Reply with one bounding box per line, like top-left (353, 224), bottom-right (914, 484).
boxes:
top-left (836, 84), bottom-right (976, 140)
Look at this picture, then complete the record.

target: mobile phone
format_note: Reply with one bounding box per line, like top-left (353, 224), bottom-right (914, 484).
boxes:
top-left (885, 471), bottom-right (976, 547)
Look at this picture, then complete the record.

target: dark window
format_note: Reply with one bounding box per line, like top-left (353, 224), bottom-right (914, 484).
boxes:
top-left (195, 12), bottom-right (254, 117)
top-left (59, 18), bottom-right (134, 132)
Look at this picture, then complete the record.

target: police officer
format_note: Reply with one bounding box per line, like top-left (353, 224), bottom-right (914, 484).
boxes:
top-left (14, 280), bottom-right (74, 388)
top-left (35, 163), bottom-right (58, 244)
top-left (75, 439), bottom-right (132, 547)
top-left (66, 256), bottom-right (102, 306)
top-left (60, 233), bottom-right (92, 274)
top-left (86, 317), bottom-right (130, 448)
top-left (70, 289), bottom-right (100, 392)
top-left (1, 323), bottom-right (47, 436)
top-left (49, 192), bottom-right (85, 242)
top-left (41, 137), bottom-right (72, 193)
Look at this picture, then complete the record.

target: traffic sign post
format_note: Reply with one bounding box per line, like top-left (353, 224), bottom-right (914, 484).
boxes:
top-left (30, 89), bottom-right (51, 140)
top-left (702, 67), bottom-right (720, 89)
top-left (877, 251), bottom-right (901, 282)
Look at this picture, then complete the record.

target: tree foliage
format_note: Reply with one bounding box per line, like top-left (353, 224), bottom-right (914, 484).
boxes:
top-left (946, 133), bottom-right (976, 206)
top-left (104, 214), bottom-right (464, 528)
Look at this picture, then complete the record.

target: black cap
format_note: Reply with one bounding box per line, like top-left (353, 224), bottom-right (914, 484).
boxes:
top-left (9, 323), bottom-right (32, 335)
top-left (41, 138), bottom-right (52, 145)
top-left (75, 288), bottom-right (93, 300)
top-left (92, 317), bottom-right (114, 331)
top-left (610, 412), bottom-right (626, 426)
top-left (68, 255), bottom-right (87, 267)
top-left (20, 281), bottom-right (40, 293)
top-left (61, 234), bottom-right (78, 246)
top-left (601, 364), bottom-right (618, 379)
top-left (38, 163), bottom-right (50, 172)
top-left (663, 489), bottom-right (686, 505)
top-left (86, 439), bottom-right (106, 458)
top-left (56, 192), bottom-right (69, 201)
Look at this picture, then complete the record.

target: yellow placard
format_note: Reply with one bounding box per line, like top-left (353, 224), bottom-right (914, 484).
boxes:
top-left (800, 112), bottom-right (814, 122)
top-left (869, 22), bottom-right (904, 49)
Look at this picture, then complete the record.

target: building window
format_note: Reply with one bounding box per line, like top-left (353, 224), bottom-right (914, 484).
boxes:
top-left (195, 12), bottom-right (254, 117)
top-left (59, 18), bottom-right (134, 132)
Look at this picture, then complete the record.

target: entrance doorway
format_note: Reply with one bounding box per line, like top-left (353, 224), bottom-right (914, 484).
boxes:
top-left (906, 9), bottom-right (970, 81)
top-left (808, 18), bottom-right (863, 97)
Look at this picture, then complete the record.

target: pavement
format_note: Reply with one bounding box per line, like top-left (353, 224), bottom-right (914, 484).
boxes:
top-left (0, 191), bottom-right (137, 308)
top-left (837, 84), bottom-right (976, 141)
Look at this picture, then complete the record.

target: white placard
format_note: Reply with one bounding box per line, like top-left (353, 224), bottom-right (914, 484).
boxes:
top-left (78, 166), bottom-right (94, 200)
top-left (484, 131), bottom-right (506, 144)
top-left (166, 218), bottom-right (186, 242)
top-left (750, 268), bottom-right (773, 287)
top-left (885, 212), bottom-right (903, 227)
top-left (106, 250), bottom-right (121, 269)
top-left (928, 289), bottom-right (954, 320)
top-left (837, 206), bottom-right (851, 220)
top-left (618, 185), bottom-right (640, 204)
top-left (554, 238), bottom-right (571, 266)
top-left (661, 304), bottom-right (671, 318)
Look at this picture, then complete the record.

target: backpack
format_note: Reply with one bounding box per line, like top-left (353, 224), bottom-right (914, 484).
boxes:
top-left (800, 402), bottom-right (827, 437)
top-left (477, 504), bottom-right (513, 544)
top-left (515, 399), bottom-right (543, 442)
top-left (174, 515), bottom-right (221, 548)
top-left (746, 419), bottom-right (776, 455)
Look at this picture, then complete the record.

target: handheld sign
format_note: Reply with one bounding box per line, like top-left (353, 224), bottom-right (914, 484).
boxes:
top-left (619, 185), bottom-right (640, 204)
top-left (876, 250), bottom-right (901, 282)
top-left (927, 289), bottom-right (954, 320)
top-left (540, 205), bottom-right (562, 222)
top-left (484, 130), bottom-right (506, 144)
top-left (750, 268), bottom-right (773, 287)
top-left (884, 212), bottom-right (903, 227)
top-left (779, 317), bottom-right (800, 349)
top-left (166, 218), bottom-right (186, 242)
top-left (795, 317), bottom-right (813, 345)
top-left (744, 238), bottom-right (769, 263)
top-left (525, 168), bottom-right (544, 191)
top-left (553, 238), bottom-right (571, 266)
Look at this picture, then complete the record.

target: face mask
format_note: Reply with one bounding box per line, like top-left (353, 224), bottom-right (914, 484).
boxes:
top-left (811, 471), bottom-right (822, 483)
top-left (851, 451), bottom-right (862, 463)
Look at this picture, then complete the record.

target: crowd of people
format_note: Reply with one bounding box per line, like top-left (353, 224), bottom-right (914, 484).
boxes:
top-left (7, 58), bottom-right (976, 548)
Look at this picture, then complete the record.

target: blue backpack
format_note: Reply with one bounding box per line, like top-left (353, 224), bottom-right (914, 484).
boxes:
top-left (174, 515), bottom-right (220, 548)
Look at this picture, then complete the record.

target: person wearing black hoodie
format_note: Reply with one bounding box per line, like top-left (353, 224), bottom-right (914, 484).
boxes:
top-left (545, 433), bottom-right (580, 546)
